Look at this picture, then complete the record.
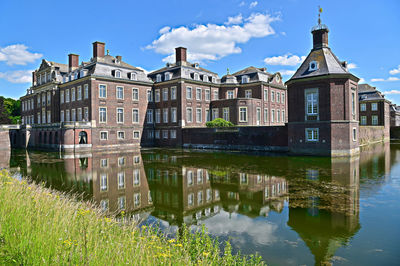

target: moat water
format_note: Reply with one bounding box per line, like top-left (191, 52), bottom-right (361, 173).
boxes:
top-left (4, 143), bottom-right (400, 265)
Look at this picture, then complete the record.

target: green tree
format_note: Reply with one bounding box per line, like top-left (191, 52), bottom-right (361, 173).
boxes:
top-left (206, 118), bottom-right (234, 128)
top-left (0, 96), bottom-right (20, 124)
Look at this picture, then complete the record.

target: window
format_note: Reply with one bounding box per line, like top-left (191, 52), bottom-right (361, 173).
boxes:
top-left (271, 109), bottom-right (275, 123)
top-left (213, 90), bottom-right (219, 100)
top-left (164, 72), bottom-right (171, 81)
top-left (117, 131), bottom-right (125, 139)
top-left (372, 115), bottom-right (378, 125)
top-left (276, 92), bottom-right (280, 103)
top-left (282, 110), bottom-right (285, 123)
top-left (171, 86), bottom-right (177, 100)
top-left (37, 112), bottom-right (41, 124)
top-left (84, 107), bottom-right (89, 121)
top-left (352, 92), bottom-right (356, 119)
top-left (305, 88), bottom-right (318, 117)
top-left (156, 74), bottom-right (161, 82)
top-left (205, 109), bottom-right (210, 122)
top-left (134, 193), bottom-right (141, 207)
top-left (65, 90), bottom-right (70, 102)
top-left (242, 75), bottom-right (249, 83)
top-left (281, 92), bottom-right (285, 104)
top-left (155, 89), bottom-right (160, 102)
top-left (47, 111), bottom-right (51, 123)
top-left (223, 107), bottom-right (229, 121)
top-left (163, 108), bottom-right (168, 123)
top-left (147, 109), bottom-right (153, 123)
top-left (115, 70), bottom-right (121, 78)
top-left (99, 84), bottom-right (107, 98)
top-left (155, 109), bottom-right (161, 123)
top-left (371, 103), bottom-right (378, 111)
top-left (245, 90), bottom-right (252, 98)
top-left (361, 116), bottom-right (367, 125)
top-left (353, 128), bottom-right (357, 141)
top-left (37, 95), bottom-right (40, 107)
top-left (133, 169), bottom-right (140, 186)
top-left (66, 110), bottom-right (70, 122)
top-left (186, 108), bottom-right (193, 123)
top-left (203, 75), bottom-right (208, 82)
top-left (194, 73), bottom-right (200, 80)
top-left (170, 130), bottom-right (176, 139)
top-left (163, 88), bottom-right (168, 101)
top-left (306, 128), bottom-right (319, 142)
top-left (117, 108), bottom-right (124, 123)
top-left (277, 110), bottom-right (280, 122)
top-left (271, 91), bottom-right (275, 102)
top-left (196, 108), bottom-right (202, 123)
top-left (47, 92), bottom-right (51, 105)
top-left (162, 130), bottom-right (168, 139)
top-left (188, 193), bottom-right (194, 206)
top-left (147, 90), bottom-right (153, 102)
top-left (309, 61), bottom-right (318, 71)
top-left (61, 111), bottom-right (64, 122)
top-left (171, 107), bottom-right (177, 123)
top-left (100, 131), bottom-right (108, 140)
top-left (196, 88), bottom-right (202, 100)
top-left (264, 108), bottom-right (268, 123)
top-left (239, 107), bottom-right (247, 122)
top-left (71, 88), bottom-right (76, 101)
top-left (155, 130), bottom-right (160, 139)
top-left (132, 109), bottom-right (139, 123)
top-left (186, 87), bottom-right (192, 99)
top-left (264, 89), bottom-right (268, 101)
top-left (227, 90), bottom-right (234, 99)
top-left (117, 172), bottom-right (125, 189)
top-left (77, 108), bottom-right (82, 121)
top-left (204, 89), bottom-right (211, 101)
top-left (187, 171), bottom-right (194, 186)
top-left (212, 108), bottom-right (219, 120)
top-left (116, 86), bottom-right (124, 99)
top-left (117, 196), bottom-right (126, 211)
top-left (256, 108), bottom-right (261, 124)
top-left (130, 72), bottom-right (137, 81)
top-left (71, 109), bottom-right (76, 122)
top-left (61, 91), bottom-right (64, 104)
top-left (77, 86), bottom-right (82, 100)
top-left (84, 84), bottom-right (89, 99)
top-left (100, 174), bottom-right (108, 191)
top-left (99, 107), bottom-right (107, 123)
top-left (360, 103), bottom-right (366, 111)
top-left (133, 131), bottom-right (140, 139)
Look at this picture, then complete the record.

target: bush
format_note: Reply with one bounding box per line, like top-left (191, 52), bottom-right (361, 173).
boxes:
top-left (206, 118), bottom-right (234, 128)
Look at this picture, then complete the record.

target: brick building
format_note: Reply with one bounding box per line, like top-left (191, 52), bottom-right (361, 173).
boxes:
top-left (286, 21), bottom-right (360, 156)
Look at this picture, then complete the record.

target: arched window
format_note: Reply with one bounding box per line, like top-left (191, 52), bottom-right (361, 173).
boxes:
top-left (194, 73), bottom-right (200, 80)
top-left (241, 75), bottom-right (249, 84)
top-left (79, 131), bottom-right (88, 144)
top-left (164, 72), bottom-right (171, 81)
top-left (156, 74), bottom-right (162, 82)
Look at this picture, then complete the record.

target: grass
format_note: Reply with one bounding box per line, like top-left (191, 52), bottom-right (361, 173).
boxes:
top-left (0, 170), bottom-right (264, 265)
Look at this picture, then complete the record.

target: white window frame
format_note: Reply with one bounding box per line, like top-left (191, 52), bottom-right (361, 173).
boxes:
top-left (196, 108), bottom-right (202, 123)
top-left (147, 109), bottom-right (153, 124)
top-left (84, 84), bottom-right (89, 99)
top-left (155, 89), bottom-right (160, 102)
top-left (99, 107), bottom-right (107, 123)
top-left (163, 87), bottom-right (168, 101)
top-left (132, 108), bottom-right (139, 123)
top-left (196, 88), bottom-right (202, 101)
top-left (100, 131), bottom-right (108, 140)
top-left (186, 87), bottom-right (192, 100)
top-left (245, 90), bottom-right (252, 98)
top-left (371, 102), bottom-right (378, 111)
top-left (115, 70), bottom-right (121, 78)
top-left (156, 74), bottom-right (161, 82)
top-left (171, 107), bottom-right (177, 123)
top-left (117, 131), bottom-right (125, 140)
top-left (133, 131), bottom-right (140, 139)
top-left (223, 107), bottom-right (229, 121)
top-left (305, 88), bottom-right (319, 118)
top-left (171, 86), bottom-right (177, 100)
top-left (116, 86), bottom-right (124, 100)
top-left (147, 89), bottom-right (153, 102)
top-left (186, 108), bottom-right (193, 123)
top-left (99, 84), bottom-right (107, 98)
top-left (77, 86), bottom-right (82, 100)
top-left (239, 107), bottom-right (248, 122)
top-left (163, 108), bottom-right (168, 123)
top-left (155, 109), bottom-right (161, 123)
top-left (360, 103), bottom-right (366, 111)
top-left (170, 130), bottom-right (176, 139)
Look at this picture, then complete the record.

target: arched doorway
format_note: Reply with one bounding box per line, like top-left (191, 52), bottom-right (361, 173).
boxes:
top-left (79, 131), bottom-right (88, 144)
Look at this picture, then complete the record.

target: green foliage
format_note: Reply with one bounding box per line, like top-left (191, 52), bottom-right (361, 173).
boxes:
top-left (0, 170), bottom-right (264, 265)
top-left (206, 118), bottom-right (234, 128)
top-left (0, 96), bottom-right (20, 124)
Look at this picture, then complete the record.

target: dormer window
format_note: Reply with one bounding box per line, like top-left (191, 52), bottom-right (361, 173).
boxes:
top-left (115, 70), bottom-right (121, 78)
top-left (241, 75), bottom-right (249, 84)
top-left (212, 77), bottom-right (216, 83)
top-left (130, 72), bottom-right (137, 81)
top-left (156, 74), bottom-right (162, 82)
top-left (74, 72), bottom-right (78, 80)
top-left (80, 70), bottom-right (86, 78)
top-left (165, 72), bottom-right (171, 81)
top-left (203, 75), bottom-right (208, 82)
top-left (44, 73), bottom-right (47, 83)
top-left (194, 73), bottom-right (200, 80)
top-left (309, 61), bottom-right (318, 71)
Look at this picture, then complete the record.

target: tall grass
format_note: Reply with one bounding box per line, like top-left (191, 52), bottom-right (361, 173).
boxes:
top-left (0, 170), bottom-right (264, 265)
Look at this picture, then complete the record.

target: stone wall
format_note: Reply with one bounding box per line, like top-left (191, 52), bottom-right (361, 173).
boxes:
top-left (0, 129), bottom-right (10, 151)
top-left (182, 125), bottom-right (288, 152)
top-left (359, 126), bottom-right (389, 145)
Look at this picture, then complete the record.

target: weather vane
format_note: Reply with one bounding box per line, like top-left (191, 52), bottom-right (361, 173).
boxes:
top-left (227, 68), bottom-right (230, 75)
top-left (318, 6), bottom-right (323, 25)
top-left (106, 49), bottom-right (109, 55)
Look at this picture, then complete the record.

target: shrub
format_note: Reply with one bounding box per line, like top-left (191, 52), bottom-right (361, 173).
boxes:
top-left (206, 118), bottom-right (234, 128)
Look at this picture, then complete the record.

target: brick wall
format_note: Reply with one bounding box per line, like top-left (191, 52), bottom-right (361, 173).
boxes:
top-left (359, 126), bottom-right (389, 145)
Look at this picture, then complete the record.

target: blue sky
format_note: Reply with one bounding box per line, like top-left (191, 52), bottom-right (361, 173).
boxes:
top-left (1, 0), bottom-right (399, 103)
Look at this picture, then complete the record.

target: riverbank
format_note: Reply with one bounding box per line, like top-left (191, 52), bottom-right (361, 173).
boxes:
top-left (0, 170), bottom-right (263, 265)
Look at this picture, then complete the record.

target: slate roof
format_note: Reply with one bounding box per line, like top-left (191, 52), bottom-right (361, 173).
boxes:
top-left (358, 84), bottom-right (376, 93)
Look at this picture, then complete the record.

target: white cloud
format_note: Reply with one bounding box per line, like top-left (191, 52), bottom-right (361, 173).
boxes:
top-left (359, 78), bottom-right (366, 83)
top-left (278, 70), bottom-right (295, 76)
top-left (0, 44), bottom-right (42, 66)
top-left (249, 1), bottom-right (258, 8)
top-left (347, 63), bottom-right (357, 69)
top-left (159, 26), bottom-right (171, 34)
top-left (371, 77), bottom-right (400, 82)
top-left (146, 12), bottom-right (279, 63)
top-left (389, 65), bottom-right (400, 75)
top-left (383, 90), bottom-right (400, 95)
top-left (264, 54), bottom-right (306, 66)
top-left (225, 14), bottom-right (243, 25)
top-left (0, 70), bottom-right (32, 83)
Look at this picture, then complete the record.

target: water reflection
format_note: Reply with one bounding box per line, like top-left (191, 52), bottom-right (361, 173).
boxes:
top-left (6, 142), bottom-right (396, 265)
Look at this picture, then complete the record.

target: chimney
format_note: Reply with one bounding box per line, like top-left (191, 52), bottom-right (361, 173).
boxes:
top-left (68, 54), bottom-right (79, 71)
top-left (175, 47), bottom-right (187, 64)
top-left (116, 55), bottom-right (122, 62)
top-left (32, 71), bottom-right (36, 86)
top-left (311, 26), bottom-right (329, 50)
top-left (93, 41), bottom-right (105, 58)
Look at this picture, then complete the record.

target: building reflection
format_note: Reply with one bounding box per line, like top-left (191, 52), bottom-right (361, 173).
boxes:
top-left (8, 142), bottom-right (395, 265)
